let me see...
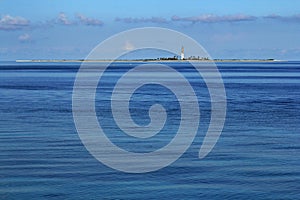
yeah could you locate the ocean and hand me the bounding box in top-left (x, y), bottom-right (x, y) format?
top-left (0, 61), bottom-right (299, 199)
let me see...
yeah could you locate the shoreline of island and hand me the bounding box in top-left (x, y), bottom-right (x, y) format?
top-left (15, 58), bottom-right (285, 63)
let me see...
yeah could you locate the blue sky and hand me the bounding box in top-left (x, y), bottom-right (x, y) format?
top-left (1, 0), bottom-right (300, 60)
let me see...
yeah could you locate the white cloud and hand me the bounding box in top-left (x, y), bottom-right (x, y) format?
top-left (18, 33), bottom-right (31, 42)
top-left (76, 13), bottom-right (103, 26)
top-left (57, 12), bottom-right (73, 25)
top-left (0, 15), bottom-right (30, 30)
top-left (171, 14), bottom-right (257, 23)
top-left (264, 14), bottom-right (300, 22)
top-left (115, 17), bottom-right (168, 23)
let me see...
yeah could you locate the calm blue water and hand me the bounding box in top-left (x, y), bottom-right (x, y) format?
top-left (0, 61), bottom-right (299, 199)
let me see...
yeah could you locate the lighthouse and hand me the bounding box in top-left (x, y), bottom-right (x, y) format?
top-left (180, 46), bottom-right (184, 60)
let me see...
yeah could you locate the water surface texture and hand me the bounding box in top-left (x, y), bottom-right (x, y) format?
top-left (0, 61), bottom-right (299, 199)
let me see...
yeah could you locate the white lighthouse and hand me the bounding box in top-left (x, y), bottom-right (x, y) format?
top-left (180, 46), bottom-right (184, 60)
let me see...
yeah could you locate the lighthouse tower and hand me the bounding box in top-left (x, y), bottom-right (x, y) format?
top-left (180, 46), bottom-right (184, 60)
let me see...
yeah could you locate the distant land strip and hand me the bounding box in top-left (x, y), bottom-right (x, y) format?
top-left (16, 58), bottom-right (280, 63)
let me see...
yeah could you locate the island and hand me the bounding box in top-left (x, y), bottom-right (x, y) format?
top-left (16, 58), bottom-right (278, 63)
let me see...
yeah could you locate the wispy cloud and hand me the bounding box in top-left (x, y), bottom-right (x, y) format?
top-left (115, 17), bottom-right (168, 23)
top-left (18, 33), bottom-right (31, 42)
top-left (75, 13), bottom-right (103, 26)
top-left (171, 14), bottom-right (257, 23)
top-left (264, 14), bottom-right (300, 22)
top-left (0, 15), bottom-right (30, 30)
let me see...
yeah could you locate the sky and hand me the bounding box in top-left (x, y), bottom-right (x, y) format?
top-left (1, 0), bottom-right (300, 60)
